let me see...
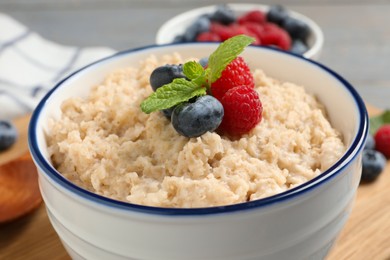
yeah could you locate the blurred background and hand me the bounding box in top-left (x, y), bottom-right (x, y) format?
top-left (1, 0), bottom-right (389, 108)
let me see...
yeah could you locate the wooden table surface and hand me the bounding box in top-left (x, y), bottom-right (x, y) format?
top-left (0, 0), bottom-right (389, 259)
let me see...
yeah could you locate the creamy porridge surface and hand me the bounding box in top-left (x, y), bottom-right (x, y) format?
top-left (47, 53), bottom-right (345, 208)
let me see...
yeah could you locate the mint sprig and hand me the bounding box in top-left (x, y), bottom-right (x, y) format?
top-left (140, 78), bottom-right (206, 114)
top-left (183, 61), bottom-right (208, 87)
top-left (370, 110), bottom-right (390, 135)
top-left (140, 35), bottom-right (255, 114)
top-left (183, 61), bottom-right (204, 80)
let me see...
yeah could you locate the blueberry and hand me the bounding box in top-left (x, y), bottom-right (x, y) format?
top-left (266, 5), bottom-right (289, 26)
top-left (195, 15), bottom-right (211, 32)
top-left (0, 120), bottom-right (18, 151)
top-left (150, 64), bottom-right (186, 91)
top-left (361, 149), bottom-right (386, 183)
top-left (183, 15), bottom-right (211, 42)
top-left (209, 4), bottom-right (236, 25)
top-left (150, 64), bottom-right (187, 120)
top-left (199, 57), bottom-right (209, 68)
top-left (364, 134), bottom-right (375, 150)
top-left (173, 34), bottom-right (185, 43)
top-left (282, 17), bottom-right (310, 42)
top-left (290, 39), bottom-right (308, 55)
top-left (161, 107), bottom-right (175, 119)
top-left (171, 95), bottom-right (224, 138)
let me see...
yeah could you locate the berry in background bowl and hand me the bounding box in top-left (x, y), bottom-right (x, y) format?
top-left (29, 41), bottom-right (367, 259)
top-left (156, 3), bottom-right (324, 60)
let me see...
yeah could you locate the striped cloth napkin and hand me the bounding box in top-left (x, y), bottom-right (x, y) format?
top-left (0, 13), bottom-right (115, 120)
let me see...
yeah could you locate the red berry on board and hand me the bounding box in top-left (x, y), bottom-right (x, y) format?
top-left (374, 124), bottom-right (390, 158)
top-left (211, 56), bottom-right (255, 101)
top-left (238, 10), bottom-right (266, 24)
top-left (219, 85), bottom-right (263, 135)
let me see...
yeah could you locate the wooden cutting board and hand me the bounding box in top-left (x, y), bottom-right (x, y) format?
top-left (0, 105), bottom-right (389, 260)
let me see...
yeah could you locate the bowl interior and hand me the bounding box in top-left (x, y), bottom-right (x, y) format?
top-left (30, 43), bottom-right (366, 212)
top-left (155, 4), bottom-right (324, 59)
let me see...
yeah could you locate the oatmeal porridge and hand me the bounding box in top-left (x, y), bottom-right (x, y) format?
top-left (47, 53), bottom-right (345, 208)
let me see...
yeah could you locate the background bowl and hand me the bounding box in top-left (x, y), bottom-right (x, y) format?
top-left (156, 3), bottom-right (324, 60)
top-left (29, 43), bottom-right (367, 260)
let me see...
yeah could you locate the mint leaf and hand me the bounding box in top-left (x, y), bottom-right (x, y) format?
top-left (208, 35), bottom-right (255, 83)
top-left (370, 110), bottom-right (390, 135)
top-left (183, 61), bottom-right (204, 80)
top-left (140, 78), bottom-right (207, 113)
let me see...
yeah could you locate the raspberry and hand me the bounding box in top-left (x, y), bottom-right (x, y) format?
top-left (374, 124), bottom-right (390, 158)
top-left (238, 10), bottom-right (266, 24)
top-left (260, 23), bottom-right (291, 50)
top-left (211, 56), bottom-right (255, 101)
top-left (196, 31), bottom-right (221, 42)
top-left (218, 85), bottom-right (262, 135)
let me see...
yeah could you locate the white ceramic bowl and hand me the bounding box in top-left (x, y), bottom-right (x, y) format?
top-left (29, 43), bottom-right (367, 260)
top-left (156, 3), bottom-right (324, 60)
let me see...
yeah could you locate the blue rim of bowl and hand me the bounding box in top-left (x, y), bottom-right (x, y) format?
top-left (28, 43), bottom-right (368, 216)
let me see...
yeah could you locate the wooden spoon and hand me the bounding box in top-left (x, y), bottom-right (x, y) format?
top-left (0, 115), bottom-right (42, 223)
